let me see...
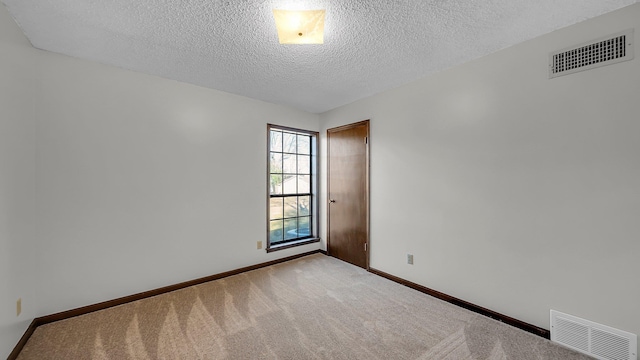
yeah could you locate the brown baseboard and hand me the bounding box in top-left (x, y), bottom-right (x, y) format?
top-left (7, 319), bottom-right (39, 360)
top-left (368, 267), bottom-right (550, 339)
top-left (8, 249), bottom-right (322, 359)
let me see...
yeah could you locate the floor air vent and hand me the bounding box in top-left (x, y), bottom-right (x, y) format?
top-left (549, 29), bottom-right (634, 78)
top-left (551, 310), bottom-right (637, 360)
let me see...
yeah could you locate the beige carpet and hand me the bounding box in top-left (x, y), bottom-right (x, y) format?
top-left (17, 254), bottom-right (591, 359)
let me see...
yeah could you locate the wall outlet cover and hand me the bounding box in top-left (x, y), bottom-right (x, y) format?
top-left (17, 298), bottom-right (22, 316)
top-left (257, 241), bottom-right (263, 250)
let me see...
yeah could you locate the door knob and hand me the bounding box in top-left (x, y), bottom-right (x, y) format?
top-left (329, 199), bottom-right (336, 203)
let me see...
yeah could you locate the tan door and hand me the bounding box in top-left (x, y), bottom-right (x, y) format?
top-left (327, 120), bottom-right (369, 269)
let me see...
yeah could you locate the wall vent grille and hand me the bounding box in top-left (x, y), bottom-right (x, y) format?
top-left (551, 310), bottom-right (637, 360)
top-left (549, 29), bottom-right (634, 78)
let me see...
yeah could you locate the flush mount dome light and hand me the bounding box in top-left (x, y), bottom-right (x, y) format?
top-left (272, 9), bottom-right (325, 44)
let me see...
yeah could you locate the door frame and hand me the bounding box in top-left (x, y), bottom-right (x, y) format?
top-left (326, 119), bottom-right (370, 269)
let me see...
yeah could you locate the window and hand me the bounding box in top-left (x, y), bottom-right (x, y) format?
top-left (267, 125), bottom-right (318, 251)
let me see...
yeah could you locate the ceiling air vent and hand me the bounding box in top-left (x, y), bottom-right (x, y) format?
top-left (549, 29), bottom-right (634, 78)
top-left (551, 310), bottom-right (637, 360)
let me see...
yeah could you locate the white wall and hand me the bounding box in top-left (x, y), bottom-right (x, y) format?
top-left (0, 5), bottom-right (37, 358)
top-left (320, 2), bottom-right (640, 345)
top-left (1, 2), bottom-right (320, 355)
top-left (34, 51), bottom-right (320, 316)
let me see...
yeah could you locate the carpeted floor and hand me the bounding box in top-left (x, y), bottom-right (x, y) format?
top-left (17, 254), bottom-right (591, 359)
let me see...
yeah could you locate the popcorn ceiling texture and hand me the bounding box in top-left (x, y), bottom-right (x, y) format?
top-left (2, 0), bottom-right (636, 113)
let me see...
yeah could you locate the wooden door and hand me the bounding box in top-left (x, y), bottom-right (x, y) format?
top-left (327, 120), bottom-right (369, 269)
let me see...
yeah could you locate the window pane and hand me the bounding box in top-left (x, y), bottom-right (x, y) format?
top-left (284, 196), bottom-right (297, 218)
top-left (283, 132), bottom-right (296, 153)
top-left (270, 153), bottom-right (282, 174)
top-left (270, 197), bottom-right (284, 220)
top-left (282, 153), bottom-right (296, 173)
top-left (267, 126), bottom-right (317, 249)
top-left (284, 219), bottom-right (298, 240)
top-left (270, 220), bottom-right (283, 244)
top-left (297, 135), bottom-right (310, 154)
top-left (282, 175), bottom-right (297, 194)
top-left (297, 155), bottom-right (310, 174)
top-left (297, 175), bottom-right (310, 194)
top-left (270, 175), bottom-right (283, 195)
top-left (298, 196), bottom-right (310, 216)
top-left (270, 130), bottom-right (282, 152)
top-left (298, 216), bottom-right (311, 238)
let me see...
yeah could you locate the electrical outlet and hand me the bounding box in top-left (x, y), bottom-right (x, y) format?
top-left (257, 241), bottom-right (263, 250)
top-left (16, 298), bottom-right (22, 316)
top-left (407, 254), bottom-right (414, 265)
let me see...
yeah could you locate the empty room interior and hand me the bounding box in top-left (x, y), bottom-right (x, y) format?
top-left (1, 1), bottom-right (639, 359)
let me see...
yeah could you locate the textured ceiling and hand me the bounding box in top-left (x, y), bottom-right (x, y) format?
top-left (2, 0), bottom-right (636, 113)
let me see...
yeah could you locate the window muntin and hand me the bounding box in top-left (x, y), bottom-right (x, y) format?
top-left (268, 126), bottom-right (317, 248)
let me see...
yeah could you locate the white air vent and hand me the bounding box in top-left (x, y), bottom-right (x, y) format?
top-left (549, 29), bottom-right (634, 78)
top-left (551, 310), bottom-right (637, 360)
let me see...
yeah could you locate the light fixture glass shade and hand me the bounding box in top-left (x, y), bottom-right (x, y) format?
top-left (273, 10), bottom-right (325, 44)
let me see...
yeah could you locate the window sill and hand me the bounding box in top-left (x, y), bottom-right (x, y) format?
top-left (266, 238), bottom-right (320, 253)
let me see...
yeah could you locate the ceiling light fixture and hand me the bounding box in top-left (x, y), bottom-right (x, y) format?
top-left (272, 9), bottom-right (325, 44)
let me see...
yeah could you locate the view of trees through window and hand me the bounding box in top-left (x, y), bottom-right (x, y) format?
top-left (269, 127), bottom-right (313, 246)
